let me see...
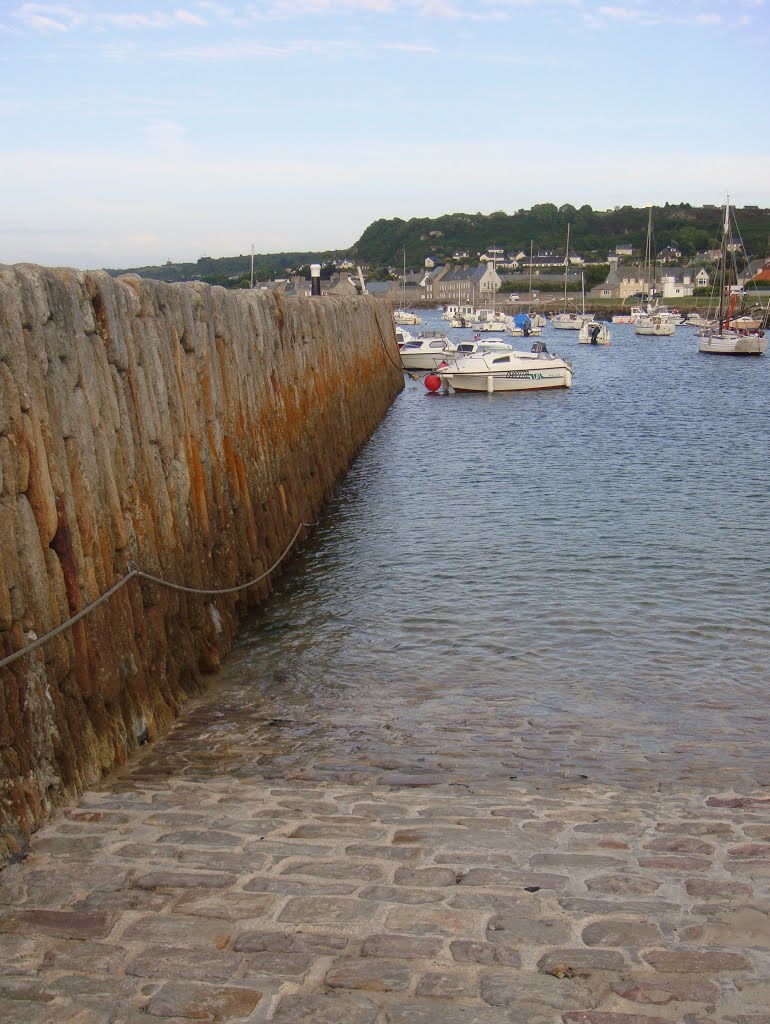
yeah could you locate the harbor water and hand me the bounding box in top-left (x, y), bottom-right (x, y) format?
top-left (211, 312), bottom-right (770, 789)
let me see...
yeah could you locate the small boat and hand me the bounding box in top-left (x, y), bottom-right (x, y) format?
top-left (578, 320), bottom-right (611, 345)
top-left (399, 332), bottom-right (458, 370)
top-left (553, 231), bottom-right (593, 329)
top-left (468, 308), bottom-right (511, 331)
top-left (394, 309), bottom-right (422, 326)
top-left (731, 314), bottom-right (762, 331)
top-left (634, 314), bottom-right (676, 337)
top-left (612, 313), bottom-right (633, 324)
top-left (552, 311), bottom-right (592, 330)
top-left (394, 249), bottom-right (421, 325)
top-left (685, 313), bottom-right (714, 329)
top-left (436, 340), bottom-right (573, 393)
top-left (506, 312), bottom-right (542, 338)
top-left (442, 304), bottom-right (475, 322)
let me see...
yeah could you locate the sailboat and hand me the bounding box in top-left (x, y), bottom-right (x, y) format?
top-left (393, 249), bottom-right (421, 326)
top-left (698, 197), bottom-right (767, 356)
top-left (552, 224), bottom-right (592, 330)
top-left (634, 207), bottom-right (676, 337)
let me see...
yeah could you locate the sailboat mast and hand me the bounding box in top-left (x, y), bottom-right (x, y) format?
top-left (529, 240), bottom-right (533, 309)
top-left (563, 223), bottom-right (570, 311)
top-left (717, 197), bottom-right (729, 334)
top-left (645, 206), bottom-right (652, 308)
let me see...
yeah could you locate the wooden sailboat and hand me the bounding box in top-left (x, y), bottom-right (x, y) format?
top-left (698, 197), bottom-right (767, 356)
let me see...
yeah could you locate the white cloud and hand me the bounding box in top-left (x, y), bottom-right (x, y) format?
top-left (160, 37), bottom-right (354, 59)
top-left (175, 8), bottom-right (208, 25)
top-left (381, 41), bottom-right (439, 51)
top-left (12, 2), bottom-right (83, 32)
top-left (107, 12), bottom-right (174, 28)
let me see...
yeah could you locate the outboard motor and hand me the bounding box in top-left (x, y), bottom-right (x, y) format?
top-left (531, 340), bottom-right (547, 354)
top-left (590, 325), bottom-right (601, 344)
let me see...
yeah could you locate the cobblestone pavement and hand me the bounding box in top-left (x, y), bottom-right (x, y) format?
top-left (1, 689), bottom-right (770, 1023)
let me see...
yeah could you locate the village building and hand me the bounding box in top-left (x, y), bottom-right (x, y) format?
top-left (591, 260), bottom-right (710, 300)
top-left (424, 263), bottom-right (501, 304)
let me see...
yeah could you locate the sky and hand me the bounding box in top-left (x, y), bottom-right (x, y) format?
top-left (1, 0), bottom-right (769, 270)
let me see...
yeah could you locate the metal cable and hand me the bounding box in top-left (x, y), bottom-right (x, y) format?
top-left (0, 521), bottom-right (313, 671)
top-left (131, 522), bottom-right (311, 595)
top-left (0, 570), bottom-right (139, 671)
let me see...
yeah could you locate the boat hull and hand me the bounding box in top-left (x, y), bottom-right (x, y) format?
top-left (400, 352), bottom-right (454, 371)
top-left (439, 353), bottom-right (573, 392)
top-left (698, 333), bottom-right (767, 355)
top-left (445, 371), bottom-right (572, 392)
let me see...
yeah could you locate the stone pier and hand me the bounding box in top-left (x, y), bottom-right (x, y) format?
top-left (1, 684), bottom-right (768, 1023)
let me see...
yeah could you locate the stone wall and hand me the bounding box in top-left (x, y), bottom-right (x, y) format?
top-left (0, 265), bottom-right (403, 858)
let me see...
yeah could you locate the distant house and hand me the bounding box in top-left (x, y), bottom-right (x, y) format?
top-left (660, 267), bottom-right (702, 298)
top-left (424, 256), bottom-right (436, 269)
top-left (740, 258), bottom-right (770, 288)
top-left (365, 281), bottom-right (398, 297)
top-left (324, 273), bottom-right (358, 297)
top-left (659, 245), bottom-right (682, 262)
top-left (614, 243), bottom-right (633, 257)
top-left (590, 263), bottom-right (654, 300)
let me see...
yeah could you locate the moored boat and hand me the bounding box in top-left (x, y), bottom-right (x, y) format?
top-left (552, 311), bottom-right (592, 330)
top-left (394, 309), bottom-right (421, 326)
top-left (400, 332), bottom-right (458, 370)
top-left (436, 340), bottom-right (573, 393)
top-left (697, 196), bottom-right (768, 357)
top-left (578, 320), bottom-right (611, 345)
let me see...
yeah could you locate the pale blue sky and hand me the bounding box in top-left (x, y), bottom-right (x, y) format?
top-left (1, 0), bottom-right (769, 269)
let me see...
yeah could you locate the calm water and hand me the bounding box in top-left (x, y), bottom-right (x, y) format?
top-left (215, 312), bottom-right (770, 788)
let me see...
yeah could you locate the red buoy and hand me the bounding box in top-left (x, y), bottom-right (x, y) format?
top-left (424, 373), bottom-right (442, 393)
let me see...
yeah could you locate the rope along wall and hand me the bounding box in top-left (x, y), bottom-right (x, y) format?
top-left (0, 522), bottom-right (313, 672)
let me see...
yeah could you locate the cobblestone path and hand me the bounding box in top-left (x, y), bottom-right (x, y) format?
top-left (1, 690), bottom-right (770, 1023)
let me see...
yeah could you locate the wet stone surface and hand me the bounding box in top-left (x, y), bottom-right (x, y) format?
top-left (1, 689), bottom-right (769, 1022)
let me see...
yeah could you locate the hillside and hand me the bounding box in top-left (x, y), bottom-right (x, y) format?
top-left (107, 203), bottom-right (770, 286)
top-left (353, 203), bottom-right (770, 268)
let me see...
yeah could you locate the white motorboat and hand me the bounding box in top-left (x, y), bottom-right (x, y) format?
top-left (612, 313), bottom-right (634, 324)
top-left (450, 336), bottom-right (513, 358)
top-left (442, 304), bottom-right (475, 322)
top-left (395, 327), bottom-right (414, 349)
top-left (399, 332), bottom-right (458, 370)
top-left (578, 320), bottom-right (611, 345)
top-left (437, 341), bottom-right (573, 393)
top-left (468, 308), bottom-right (511, 331)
